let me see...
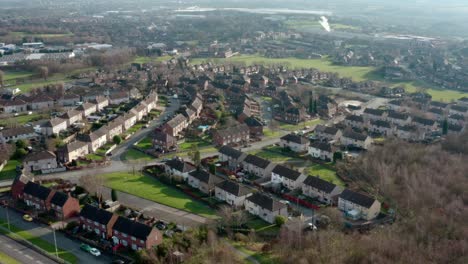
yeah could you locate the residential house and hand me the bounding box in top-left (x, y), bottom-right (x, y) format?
top-left (362, 108), bottom-right (387, 122)
top-left (457, 97), bottom-right (468, 107)
top-left (23, 181), bottom-right (55, 212)
top-left (163, 114), bottom-right (188, 137)
top-left (271, 165), bottom-right (307, 190)
top-left (61, 110), bottom-right (83, 127)
top-left (112, 216), bottom-right (162, 250)
top-left (109, 92), bottom-right (130, 105)
top-left (59, 93), bottom-right (81, 107)
top-left (1, 99), bottom-right (27, 113)
top-left (428, 108), bottom-right (445, 121)
top-left (77, 102), bottom-right (97, 118)
top-left (153, 131), bottom-right (176, 151)
top-left (79, 128), bottom-right (108, 153)
top-left (302, 176), bottom-right (342, 205)
top-left (218, 145), bottom-right (247, 170)
top-left (308, 141), bottom-right (334, 161)
top-left (315, 125), bottom-right (342, 142)
top-left (30, 95), bottom-right (54, 110)
top-left (189, 97), bottom-right (203, 117)
top-left (344, 115), bottom-right (366, 129)
top-left (123, 112), bottom-right (137, 130)
top-left (212, 124), bottom-right (250, 146)
top-left (412, 116), bottom-right (438, 132)
top-left (241, 154), bottom-right (276, 178)
top-left (448, 114), bottom-right (465, 126)
top-left (338, 189), bottom-right (381, 220)
top-left (91, 96), bottom-right (109, 112)
top-left (243, 117), bottom-right (264, 137)
top-left (429, 101), bottom-right (448, 110)
top-left (42, 118), bottom-right (68, 136)
top-left (0, 126), bottom-right (36, 144)
top-left (340, 130), bottom-right (373, 149)
top-left (187, 170), bottom-right (224, 194)
top-left (244, 193), bottom-right (288, 224)
top-left (369, 120), bottom-right (394, 136)
top-left (215, 180), bottom-right (253, 207)
top-left (10, 174), bottom-right (31, 200)
top-left (57, 140), bottom-right (89, 162)
top-left (386, 111), bottom-right (411, 126)
top-left (449, 105), bottom-right (468, 117)
top-left (23, 151), bottom-right (57, 172)
top-left (164, 158), bottom-right (196, 180)
top-left (50, 192), bottom-right (80, 220)
top-left (79, 204), bottom-right (118, 239)
top-left (182, 108), bottom-right (197, 124)
top-left (106, 119), bottom-right (124, 141)
top-left (279, 133), bottom-right (309, 152)
top-left (395, 125), bottom-right (425, 141)
top-left (282, 107), bottom-right (306, 124)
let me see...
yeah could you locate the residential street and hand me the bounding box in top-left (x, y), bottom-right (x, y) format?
top-left (0, 207), bottom-right (113, 264)
top-left (0, 234), bottom-right (56, 264)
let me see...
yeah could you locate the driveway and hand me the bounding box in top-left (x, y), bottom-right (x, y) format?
top-left (0, 207), bottom-right (113, 264)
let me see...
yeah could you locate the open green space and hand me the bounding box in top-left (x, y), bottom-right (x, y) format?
top-left (393, 81), bottom-right (468, 101)
top-left (0, 220), bottom-right (78, 264)
top-left (103, 172), bottom-right (217, 218)
top-left (132, 55), bottom-right (172, 64)
top-left (0, 252), bottom-right (21, 264)
top-left (305, 163), bottom-right (344, 187)
top-left (0, 160), bottom-right (20, 181)
top-left (3, 70), bottom-right (34, 81)
top-left (263, 128), bottom-right (282, 138)
top-left (248, 146), bottom-right (301, 163)
top-left (179, 139), bottom-right (211, 151)
top-left (135, 137), bottom-right (153, 150)
top-left (285, 19), bottom-right (359, 31)
top-left (122, 149), bottom-right (153, 161)
top-left (0, 113), bottom-right (48, 127)
top-left (9, 31), bottom-right (73, 38)
top-left (126, 123), bottom-right (145, 135)
top-left (190, 55), bottom-right (375, 81)
top-left (279, 119), bottom-right (323, 131)
top-left (84, 153), bottom-right (104, 161)
top-left (231, 241), bottom-right (279, 264)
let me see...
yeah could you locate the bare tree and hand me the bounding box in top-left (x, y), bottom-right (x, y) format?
top-left (0, 70), bottom-right (4, 87)
top-left (38, 66), bottom-right (49, 80)
top-left (79, 173), bottom-right (106, 202)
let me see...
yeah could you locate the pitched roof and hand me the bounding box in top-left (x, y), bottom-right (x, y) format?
top-left (188, 170), bottom-right (223, 185)
top-left (165, 158), bottom-right (195, 173)
top-left (246, 192), bottom-right (286, 211)
top-left (215, 180), bottom-right (252, 197)
top-left (412, 116), bottom-right (435, 126)
top-left (387, 110), bottom-right (409, 120)
top-left (280, 133), bottom-right (309, 145)
top-left (244, 117), bottom-right (263, 127)
top-left (50, 191), bottom-right (69, 206)
top-left (153, 131), bottom-right (175, 143)
top-left (243, 154), bottom-right (271, 169)
top-left (23, 151), bottom-right (56, 162)
top-left (23, 181), bottom-right (51, 200)
top-left (363, 108), bottom-right (385, 116)
top-left (451, 105), bottom-right (468, 112)
top-left (60, 140), bottom-right (88, 153)
top-left (79, 204), bottom-right (114, 225)
top-left (339, 189), bottom-right (376, 208)
top-left (371, 120), bottom-right (392, 128)
top-left (0, 126), bottom-right (35, 137)
top-left (113, 216), bottom-right (154, 240)
top-left (309, 141), bottom-right (332, 152)
top-left (272, 165), bottom-right (302, 181)
top-left (219, 146), bottom-right (244, 159)
top-left (303, 176), bottom-right (338, 194)
top-left (167, 114), bottom-right (187, 128)
top-left (345, 115), bottom-right (364, 123)
top-left (342, 130), bottom-right (368, 141)
top-left (47, 117), bottom-right (67, 127)
top-left (214, 124), bottom-right (249, 138)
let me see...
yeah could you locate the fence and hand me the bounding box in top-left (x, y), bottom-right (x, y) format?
top-left (282, 193), bottom-right (320, 210)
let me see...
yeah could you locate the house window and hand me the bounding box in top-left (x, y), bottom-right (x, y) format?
top-left (131, 236), bottom-right (136, 241)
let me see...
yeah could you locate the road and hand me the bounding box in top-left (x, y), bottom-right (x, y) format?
top-left (0, 233), bottom-right (56, 264)
top-left (0, 207), bottom-right (113, 264)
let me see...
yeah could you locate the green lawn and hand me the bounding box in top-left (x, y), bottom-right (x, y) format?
top-left (0, 252), bottom-right (21, 264)
top-left (3, 70), bottom-right (34, 81)
top-left (85, 153), bottom-right (104, 161)
top-left (103, 172), bottom-right (217, 218)
top-left (0, 160), bottom-right (20, 180)
top-left (126, 123), bottom-right (145, 135)
top-left (279, 119), bottom-right (323, 131)
top-left (248, 146), bottom-right (300, 163)
top-left (136, 137), bottom-right (153, 150)
top-left (132, 55), bottom-right (172, 64)
top-left (263, 128), bottom-right (282, 138)
top-left (190, 55), bottom-right (375, 81)
top-left (285, 19), bottom-right (359, 31)
top-left (394, 81), bottom-right (468, 101)
top-left (0, 220), bottom-right (77, 264)
top-left (0, 113), bottom-right (48, 127)
top-left (305, 164), bottom-right (344, 187)
top-left (122, 149), bottom-right (153, 161)
top-left (179, 140), bottom-right (211, 151)
top-left (231, 242), bottom-right (279, 264)
top-left (10, 31), bottom-right (73, 38)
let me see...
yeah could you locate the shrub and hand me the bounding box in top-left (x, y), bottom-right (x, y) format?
top-left (275, 215), bottom-right (287, 227)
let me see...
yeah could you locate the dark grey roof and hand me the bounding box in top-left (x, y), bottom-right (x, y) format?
top-left (280, 133), bottom-right (309, 145)
top-left (451, 105), bottom-right (468, 112)
top-left (429, 101), bottom-right (448, 108)
top-left (215, 180), bottom-right (253, 197)
top-left (165, 158), bottom-right (195, 173)
top-left (413, 116), bottom-right (436, 126)
top-left (387, 110), bottom-right (409, 120)
top-left (23, 181), bottom-right (51, 200)
top-left (303, 176), bottom-right (338, 194)
top-left (0, 126), bottom-right (35, 137)
top-left (243, 154), bottom-right (271, 169)
top-left (309, 141), bottom-right (332, 152)
top-left (246, 192), bottom-right (286, 211)
top-left (188, 170), bottom-right (223, 185)
top-left (343, 130), bottom-right (368, 141)
top-left (219, 146), bottom-right (244, 159)
top-left (345, 115), bottom-right (364, 123)
top-left (428, 108), bottom-right (444, 115)
top-left (23, 151), bottom-right (56, 162)
top-left (154, 131), bottom-right (175, 143)
top-left (371, 120), bottom-right (392, 128)
top-left (448, 124), bottom-right (463, 132)
top-left (323, 126), bottom-right (340, 135)
top-left (397, 125), bottom-right (418, 132)
top-left (79, 204), bottom-right (114, 225)
top-left (113, 216), bottom-right (154, 240)
top-left (244, 117), bottom-right (263, 127)
top-left (449, 114), bottom-right (465, 121)
top-left (50, 192), bottom-right (69, 206)
top-left (272, 165), bottom-right (302, 181)
top-left (339, 189), bottom-right (376, 208)
top-left (364, 108), bottom-right (385, 116)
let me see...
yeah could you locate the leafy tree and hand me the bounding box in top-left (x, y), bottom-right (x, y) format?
top-left (188, 144), bottom-right (201, 168)
top-left (209, 163), bottom-right (216, 174)
top-left (12, 148), bottom-right (27, 159)
top-left (111, 188), bottom-right (118, 201)
top-left (15, 139), bottom-right (27, 149)
top-left (275, 215), bottom-right (286, 227)
top-left (442, 119), bottom-right (448, 135)
top-left (333, 151), bottom-right (343, 162)
top-left (113, 135), bottom-right (122, 145)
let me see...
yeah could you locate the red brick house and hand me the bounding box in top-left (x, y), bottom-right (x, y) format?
top-left (243, 117), bottom-right (264, 137)
top-left (79, 205), bottom-right (118, 239)
top-left (50, 192), bottom-right (80, 220)
top-left (10, 174), bottom-right (31, 200)
top-left (111, 216), bottom-right (162, 250)
top-left (23, 181), bottom-right (55, 212)
top-left (212, 124), bottom-right (250, 146)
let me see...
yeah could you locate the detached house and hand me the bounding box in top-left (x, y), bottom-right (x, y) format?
top-left (338, 189), bottom-right (381, 221)
top-left (302, 176), bottom-right (342, 205)
top-left (164, 158), bottom-right (195, 180)
top-left (218, 146), bottom-right (247, 170)
top-left (215, 180), bottom-right (253, 207)
top-left (23, 151), bottom-right (58, 172)
top-left (241, 154), bottom-right (276, 178)
top-left (244, 193), bottom-right (288, 224)
top-left (212, 124), bottom-right (250, 146)
top-left (187, 170), bottom-right (224, 194)
top-left (23, 181), bottom-right (55, 212)
top-left (308, 141), bottom-right (334, 161)
top-left (112, 216), bottom-right (162, 250)
top-left (271, 165), bottom-right (306, 190)
top-left (153, 131), bottom-right (176, 151)
top-left (340, 130), bottom-right (373, 150)
top-left (163, 114), bottom-right (188, 137)
top-left (79, 204), bottom-right (118, 239)
top-left (50, 191), bottom-right (80, 220)
top-left (279, 133), bottom-right (309, 152)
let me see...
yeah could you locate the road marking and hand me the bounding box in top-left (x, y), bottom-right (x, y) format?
top-left (6, 244), bottom-right (12, 248)
top-left (25, 254), bottom-right (34, 260)
top-left (36, 261), bottom-right (44, 264)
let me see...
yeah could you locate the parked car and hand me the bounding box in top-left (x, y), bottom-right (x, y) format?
top-left (90, 248), bottom-right (101, 257)
top-left (80, 243), bottom-right (92, 252)
top-left (22, 214), bottom-right (33, 222)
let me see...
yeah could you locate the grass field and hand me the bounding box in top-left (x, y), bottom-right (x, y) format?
top-left (305, 163), bottom-right (344, 187)
top-left (231, 241), bottom-right (279, 264)
top-left (122, 149), bottom-right (153, 161)
top-left (279, 119), bottom-right (323, 131)
top-left (85, 153), bottom-right (104, 161)
top-left (103, 172), bottom-right (217, 218)
top-left (285, 19), bottom-right (359, 31)
top-left (132, 55), bottom-right (172, 64)
top-left (3, 70), bottom-right (34, 81)
top-left (190, 55), bottom-right (375, 81)
top-left (263, 128), bottom-right (282, 138)
top-left (0, 160), bottom-right (20, 181)
top-left (0, 113), bottom-right (48, 126)
top-left (248, 146), bottom-right (301, 163)
top-left (9, 32), bottom-right (73, 38)
top-left (179, 139), bottom-right (211, 151)
top-left (0, 220), bottom-right (77, 264)
top-left (0, 251), bottom-right (20, 264)
top-left (393, 81), bottom-right (468, 101)
top-left (135, 137), bottom-right (153, 150)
